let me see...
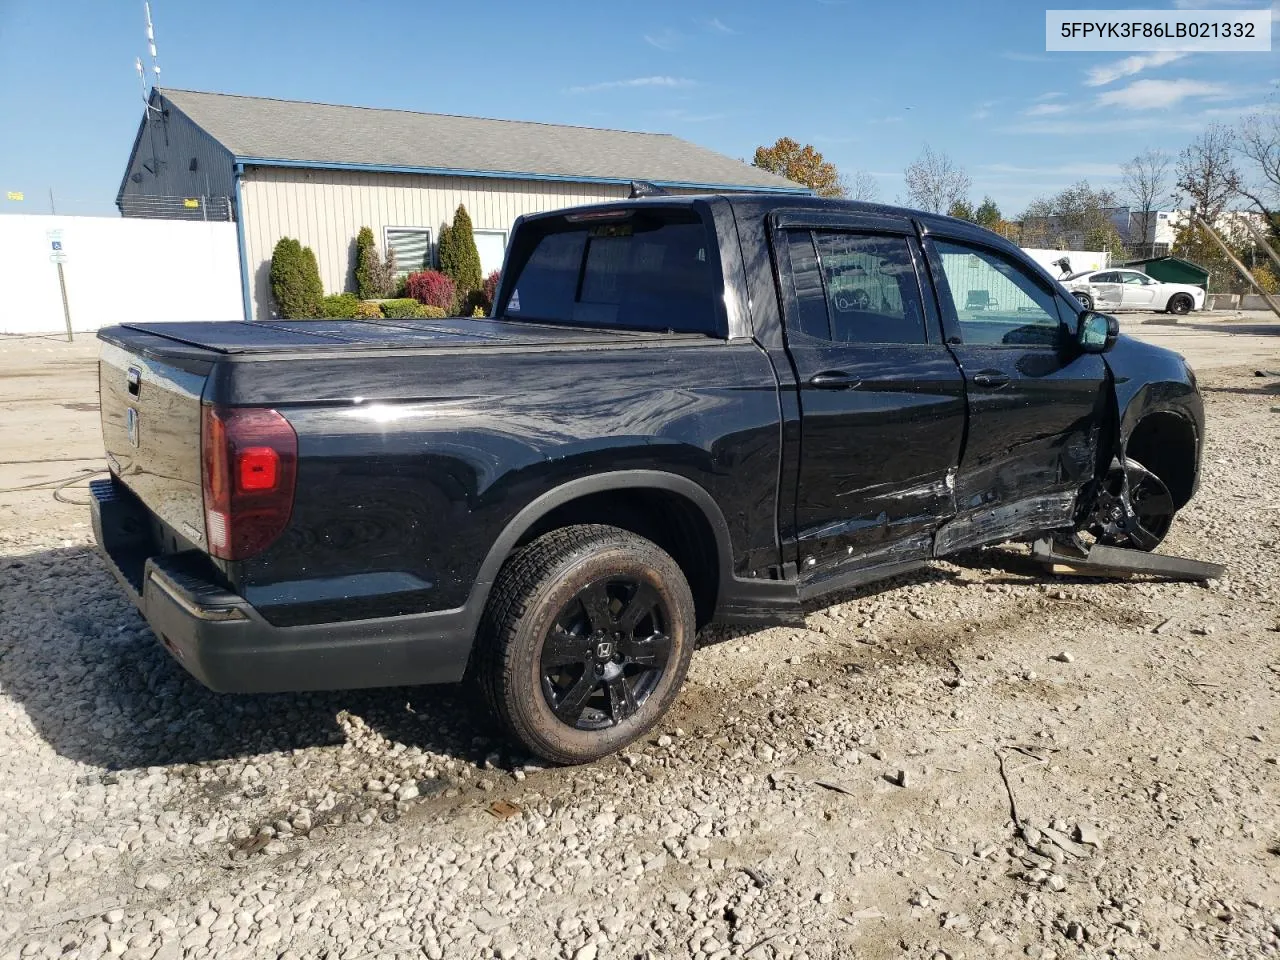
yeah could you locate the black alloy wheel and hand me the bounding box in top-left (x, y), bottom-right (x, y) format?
top-left (1168, 294), bottom-right (1193, 316)
top-left (540, 577), bottom-right (672, 730)
top-left (478, 524), bottom-right (696, 765)
top-left (1089, 459), bottom-right (1176, 551)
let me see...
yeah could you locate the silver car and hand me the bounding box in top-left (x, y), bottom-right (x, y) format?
top-left (1062, 268), bottom-right (1204, 315)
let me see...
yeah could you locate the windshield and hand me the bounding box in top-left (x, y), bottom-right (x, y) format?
top-left (498, 210), bottom-right (722, 336)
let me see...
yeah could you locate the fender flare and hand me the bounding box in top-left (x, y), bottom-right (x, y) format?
top-left (461, 470), bottom-right (736, 625)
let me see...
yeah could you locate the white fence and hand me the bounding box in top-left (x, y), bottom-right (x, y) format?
top-left (0, 215), bottom-right (243, 336)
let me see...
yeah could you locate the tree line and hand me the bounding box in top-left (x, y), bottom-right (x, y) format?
top-left (751, 98), bottom-right (1280, 293)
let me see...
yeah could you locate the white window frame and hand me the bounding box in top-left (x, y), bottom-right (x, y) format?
top-left (383, 225), bottom-right (434, 276)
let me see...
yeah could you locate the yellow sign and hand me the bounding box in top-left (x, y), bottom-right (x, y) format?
top-left (6, 191), bottom-right (23, 201)
top-left (183, 198), bottom-right (200, 208)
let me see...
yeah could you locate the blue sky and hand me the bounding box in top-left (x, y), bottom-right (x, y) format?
top-left (0, 0), bottom-right (1276, 217)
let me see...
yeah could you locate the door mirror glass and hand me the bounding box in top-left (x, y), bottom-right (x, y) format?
top-left (1077, 310), bottom-right (1118, 353)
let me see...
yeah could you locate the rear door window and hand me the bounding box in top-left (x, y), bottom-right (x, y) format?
top-left (782, 229), bottom-right (928, 345)
top-left (501, 211), bottom-right (721, 335)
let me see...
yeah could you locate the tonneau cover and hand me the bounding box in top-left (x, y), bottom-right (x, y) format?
top-left (114, 318), bottom-right (687, 355)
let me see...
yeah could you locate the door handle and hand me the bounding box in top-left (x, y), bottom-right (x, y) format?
top-left (971, 371), bottom-right (1010, 388)
top-left (808, 371), bottom-right (862, 390)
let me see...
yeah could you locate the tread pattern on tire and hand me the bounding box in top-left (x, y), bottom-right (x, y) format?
top-left (476, 523), bottom-right (694, 765)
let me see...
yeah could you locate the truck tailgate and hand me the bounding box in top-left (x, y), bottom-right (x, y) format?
top-left (99, 337), bottom-right (211, 549)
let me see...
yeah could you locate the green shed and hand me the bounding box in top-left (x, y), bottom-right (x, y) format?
top-left (1120, 255), bottom-right (1210, 289)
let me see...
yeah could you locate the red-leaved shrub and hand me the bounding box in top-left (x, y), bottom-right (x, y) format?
top-left (406, 270), bottom-right (456, 310)
top-left (481, 270), bottom-right (501, 312)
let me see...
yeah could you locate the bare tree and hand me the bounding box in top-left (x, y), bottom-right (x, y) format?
top-left (1120, 149), bottom-right (1171, 245)
top-left (904, 145), bottom-right (972, 214)
top-left (844, 170), bottom-right (880, 203)
top-left (1175, 124), bottom-right (1241, 221)
top-left (1236, 98), bottom-right (1280, 229)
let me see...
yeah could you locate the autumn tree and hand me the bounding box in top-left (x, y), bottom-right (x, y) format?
top-left (904, 145), bottom-right (972, 214)
top-left (1176, 124), bottom-right (1241, 221)
top-left (752, 137), bottom-right (846, 198)
top-left (1120, 149), bottom-right (1172, 247)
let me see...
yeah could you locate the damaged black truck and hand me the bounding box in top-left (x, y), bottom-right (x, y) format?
top-left (92, 195), bottom-right (1203, 763)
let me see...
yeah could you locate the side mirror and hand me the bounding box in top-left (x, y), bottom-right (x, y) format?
top-left (1077, 310), bottom-right (1118, 354)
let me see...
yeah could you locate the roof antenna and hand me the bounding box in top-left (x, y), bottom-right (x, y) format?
top-left (144, 2), bottom-right (162, 91)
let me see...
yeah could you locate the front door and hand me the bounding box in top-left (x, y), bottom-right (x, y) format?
top-left (775, 216), bottom-right (967, 578)
top-left (923, 233), bottom-right (1109, 553)
top-left (1119, 270), bottom-right (1159, 309)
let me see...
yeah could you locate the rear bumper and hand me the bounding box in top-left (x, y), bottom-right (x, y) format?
top-left (90, 477), bottom-right (475, 693)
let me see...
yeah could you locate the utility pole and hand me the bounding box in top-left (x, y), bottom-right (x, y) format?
top-left (48, 187), bottom-right (56, 215)
top-left (1191, 207), bottom-right (1280, 319)
top-left (1239, 214), bottom-right (1280, 274)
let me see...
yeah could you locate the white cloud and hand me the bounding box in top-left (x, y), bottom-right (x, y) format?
top-left (1034, 92), bottom-right (1065, 102)
top-left (706, 17), bottom-right (735, 34)
top-left (1096, 78), bottom-right (1232, 110)
top-left (1084, 51), bottom-right (1186, 87)
top-left (644, 29), bottom-right (682, 51)
top-left (567, 76), bottom-right (695, 94)
top-left (1024, 103), bottom-right (1069, 117)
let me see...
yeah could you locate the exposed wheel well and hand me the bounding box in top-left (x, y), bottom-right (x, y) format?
top-left (1125, 412), bottom-right (1198, 509)
top-left (514, 489), bottom-right (721, 627)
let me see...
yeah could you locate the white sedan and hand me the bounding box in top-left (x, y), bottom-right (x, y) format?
top-left (1061, 268), bottom-right (1205, 315)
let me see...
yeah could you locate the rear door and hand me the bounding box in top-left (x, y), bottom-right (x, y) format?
top-left (772, 210), bottom-right (966, 577)
top-left (1089, 271), bottom-right (1124, 310)
top-left (921, 231), bottom-right (1108, 553)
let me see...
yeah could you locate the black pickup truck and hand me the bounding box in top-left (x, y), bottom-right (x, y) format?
top-left (93, 194), bottom-right (1203, 763)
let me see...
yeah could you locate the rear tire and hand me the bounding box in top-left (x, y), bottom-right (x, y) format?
top-left (1073, 292), bottom-right (1094, 311)
top-left (1167, 294), bottom-right (1193, 315)
top-left (477, 524), bottom-right (696, 765)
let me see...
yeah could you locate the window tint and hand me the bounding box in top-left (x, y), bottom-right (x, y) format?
top-left (502, 212), bottom-right (719, 335)
top-left (785, 230), bottom-right (830, 339)
top-left (934, 240), bottom-right (1063, 348)
top-left (1093, 271), bottom-right (1121, 283)
top-left (783, 229), bottom-right (927, 345)
top-left (1119, 272), bottom-right (1150, 285)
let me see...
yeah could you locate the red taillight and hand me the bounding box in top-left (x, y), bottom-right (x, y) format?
top-left (201, 405), bottom-right (297, 560)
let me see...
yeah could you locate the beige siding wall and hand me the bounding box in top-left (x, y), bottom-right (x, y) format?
top-left (119, 97), bottom-right (235, 204)
top-left (241, 167), bottom-right (715, 319)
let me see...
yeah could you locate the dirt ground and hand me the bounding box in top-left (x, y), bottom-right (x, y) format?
top-left (0, 314), bottom-right (1278, 960)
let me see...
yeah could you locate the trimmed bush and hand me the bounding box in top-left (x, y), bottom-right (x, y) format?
top-left (420, 305), bottom-right (447, 319)
top-left (439, 205), bottom-right (483, 311)
top-left (381, 298), bottom-right (428, 319)
top-left (319, 293), bottom-right (361, 318)
top-left (480, 270), bottom-right (501, 313)
top-left (355, 300), bottom-right (383, 319)
top-left (269, 237), bottom-right (324, 319)
top-left (354, 227), bottom-right (394, 300)
top-left (471, 305), bottom-right (486, 318)
top-left (406, 270), bottom-right (456, 310)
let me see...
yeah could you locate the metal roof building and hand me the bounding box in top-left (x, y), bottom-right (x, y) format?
top-left (118, 89), bottom-right (807, 320)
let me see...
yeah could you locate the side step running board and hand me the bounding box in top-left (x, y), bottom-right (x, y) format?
top-left (1032, 538), bottom-right (1225, 582)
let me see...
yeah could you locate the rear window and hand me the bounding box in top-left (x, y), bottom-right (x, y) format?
top-left (500, 210), bottom-right (721, 335)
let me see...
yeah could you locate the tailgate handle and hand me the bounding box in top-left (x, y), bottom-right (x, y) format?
top-left (127, 366), bottom-right (141, 397)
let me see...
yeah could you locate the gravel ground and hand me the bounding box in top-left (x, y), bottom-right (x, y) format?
top-left (1, 335), bottom-right (1278, 960)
